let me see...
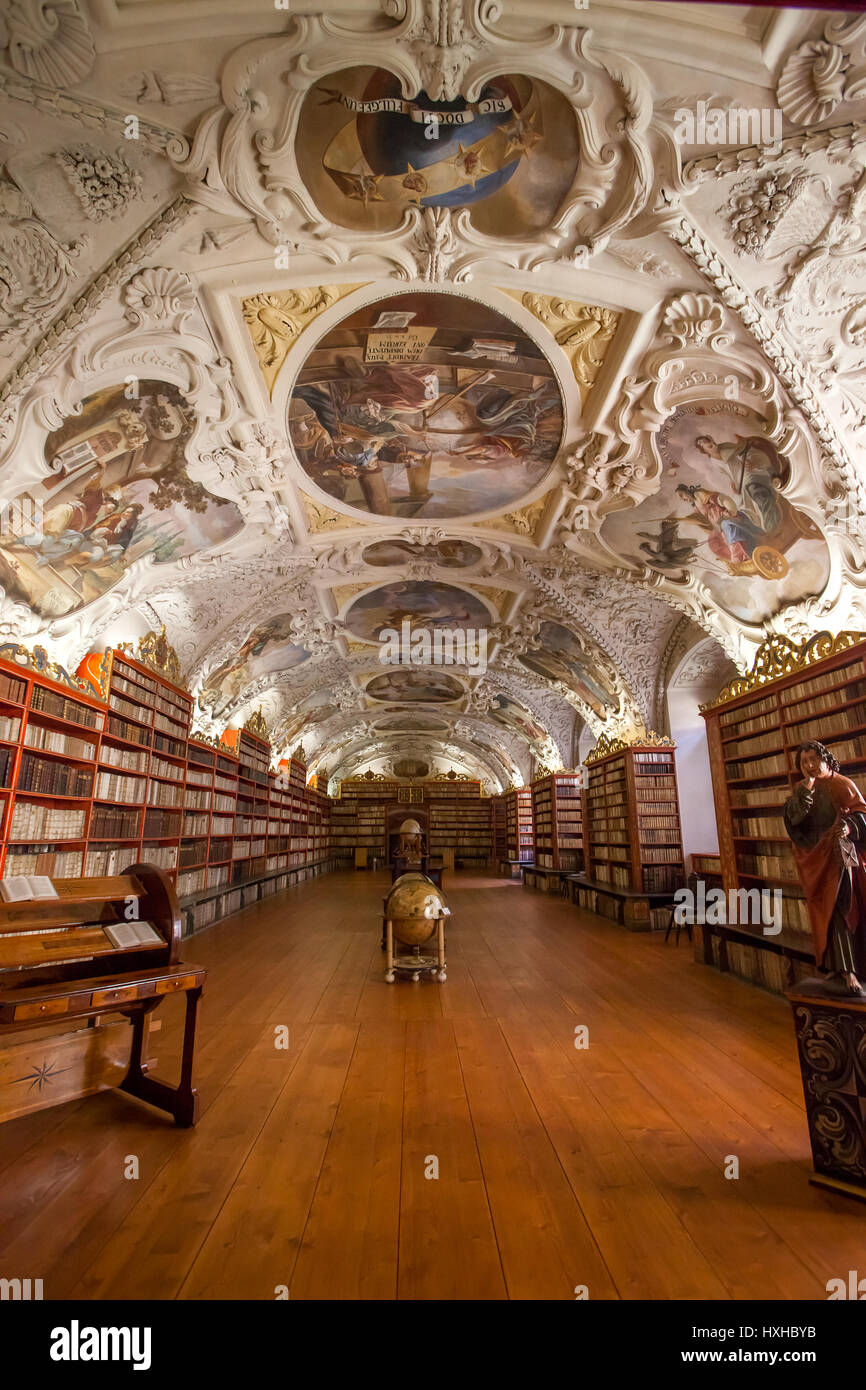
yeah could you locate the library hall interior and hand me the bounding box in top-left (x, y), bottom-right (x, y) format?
top-left (5, 0), bottom-right (866, 1315)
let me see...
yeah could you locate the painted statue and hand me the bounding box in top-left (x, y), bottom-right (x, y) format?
top-left (784, 740), bottom-right (866, 997)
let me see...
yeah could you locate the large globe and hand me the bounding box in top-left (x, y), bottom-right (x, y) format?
top-left (386, 872), bottom-right (449, 946)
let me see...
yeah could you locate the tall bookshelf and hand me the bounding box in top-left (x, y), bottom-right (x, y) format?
top-left (505, 788), bottom-right (534, 862)
top-left (530, 772), bottom-right (583, 871)
top-left (0, 657), bottom-right (106, 881)
top-left (221, 726), bottom-right (271, 887)
top-left (578, 739), bottom-right (683, 929)
top-left (426, 782), bottom-right (492, 866)
top-left (492, 792), bottom-right (508, 861)
top-left (79, 646), bottom-right (193, 879)
top-left (701, 631), bottom-right (866, 993)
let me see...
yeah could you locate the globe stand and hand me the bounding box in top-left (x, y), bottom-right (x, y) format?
top-left (384, 917), bottom-right (447, 984)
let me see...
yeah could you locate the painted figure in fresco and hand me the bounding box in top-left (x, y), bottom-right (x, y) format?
top-left (202, 615), bottom-right (308, 712)
top-left (694, 434), bottom-right (785, 533)
top-left (636, 518), bottom-right (700, 569)
top-left (366, 670), bottom-right (462, 701)
top-left (673, 483), bottom-right (765, 569)
top-left (784, 741), bottom-right (866, 997)
top-left (9, 476), bottom-right (122, 564)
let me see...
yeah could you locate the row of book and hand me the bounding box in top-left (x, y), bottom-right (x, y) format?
top-left (642, 847), bottom-right (682, 864)
top-left (0, 713), bottom-right (21, 743)
top-left (719, 691), bottom-right (777, 727)
top-left (721, 709), bottom-right (779, 739)
top-left (83, 846), bottom-right (141, 876)
top-left (728, 783), bottom-right (788, 808)
top-left (729, 751), bottom-right (787, 779)
top-left (785, 661), bottom-right (865, 706)
top-left (18, 754), bottom-right (92, 798)
top-left (150, 754), bottom-right (184, 782)
top-left (643, 864), bottom-right (680, 892)
top-left (790, 705), bottom-right (866, 744)
top-left (31, 685), bottom-right (103, 730)
top-left (148, 781), bottom-right (183, 808)
top-left (736, 851), bottom-right (798, 882)
top-left (0, 672), bottom-right (26, 704)
top-left (108, 713), bottom-right (151, 747)
top-left (153, 732), bottom-right (185, 758)
top-left (4, 848), bottom-right (82, 877)
top-left (95, 770), bottom-right (145, 804)
top-left (9, 802), bottom-right (86, 840)
top-left (733, 812), bottom-right (785, 837)
top-left (91, 806), bottom-right (140, 839)
top-left (23, 723), bottom-right (95, 760)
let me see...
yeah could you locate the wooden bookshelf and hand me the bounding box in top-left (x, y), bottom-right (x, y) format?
top-left (426, 782), bottom-right (491, 866)
top-left (505, 788), bottom-right (534, 864)
top-left (701, 630), bottom-right (866, 993)
top-left (530, 772), bottom-right (583, 871)
top-left (577, 741), bottom-right (683, 929)
top-left (0, 658), bottom-right (105, 882)
top-left (492, 792), bottom-right (508, 861)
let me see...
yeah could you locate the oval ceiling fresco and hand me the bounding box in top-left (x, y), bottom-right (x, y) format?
top-left (0, 381), bottom-right (243, 620)
top-left (373, 713), bottom-right (449, 733)
top-left (600, 401), bottom-right (831, 626)
top-left (489, 692), bottom-right (549, 745)
top-left (519, 621), bottom-right (618, 717)
top-left (365, 670), bottom-right (465, 703)
top-left (345, 580), bottom-right (491, 643)
top-left (200, 613), bottom-right (311, 715)
top-left (295, 66), bottom-right (580, 236)
top-left (362, 537), bottom-right (483, 568)
top-left (289, 291), bottom-right (564, 519)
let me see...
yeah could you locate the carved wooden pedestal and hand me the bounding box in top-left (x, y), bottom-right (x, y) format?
top-left (787, 983), bottom-right (866, 1203)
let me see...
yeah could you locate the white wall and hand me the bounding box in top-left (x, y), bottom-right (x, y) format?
top-left (666, 684), bottom-right (719, 865)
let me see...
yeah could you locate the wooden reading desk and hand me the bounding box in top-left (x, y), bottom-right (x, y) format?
top-left (0, 863), bottom-right (205, 1126)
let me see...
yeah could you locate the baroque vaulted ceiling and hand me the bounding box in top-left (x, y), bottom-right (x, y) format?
top-left (1, 0), bottom-right (865, 792)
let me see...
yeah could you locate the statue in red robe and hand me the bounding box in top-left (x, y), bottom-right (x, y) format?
top-left (784, 741), bottom-right (866, 996)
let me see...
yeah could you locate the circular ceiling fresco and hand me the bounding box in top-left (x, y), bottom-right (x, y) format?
top-left (289, 291), bottom-right (564, 520)
top-left (345, 580), bottom-right (491, 643)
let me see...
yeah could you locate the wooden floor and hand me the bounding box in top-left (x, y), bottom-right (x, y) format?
top-left (1, 869), bottom-right (863, 1301)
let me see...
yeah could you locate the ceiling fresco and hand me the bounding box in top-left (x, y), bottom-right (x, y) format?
top-left (287, 291), bottom-right (564, 519)
top-left (295, 66), bottom-right (580, 235)
top-left (1, 0), bottom-right (864, 791)
top-left (343, 580), bottom-right (491, 643)
top-left (0, 382), bottom-right (242, 620)
top-left (599, 401), bottom-right (831, 626)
